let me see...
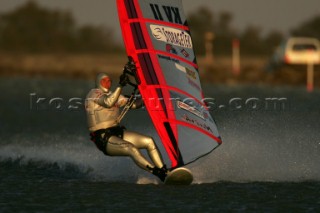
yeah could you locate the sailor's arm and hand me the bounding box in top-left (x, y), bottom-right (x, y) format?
top-left (116, 94), bottom-right (143, 109)
top-left (97, 87), bottom-right (122, 108)
top-left (97, 71), bottom-right (130, 108)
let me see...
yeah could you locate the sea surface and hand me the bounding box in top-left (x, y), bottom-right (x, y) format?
top-left (0, 77), bottom-right (319, 212)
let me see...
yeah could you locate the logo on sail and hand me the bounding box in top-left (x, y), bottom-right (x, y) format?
top-left (177, 101), bottom-right (204, 120)
top-left (150, 25), bottom-right (192, 49)
top-left (182, 114), bottom-right (213, 133)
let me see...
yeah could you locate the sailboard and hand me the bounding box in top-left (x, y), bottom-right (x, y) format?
top-left (117, 0), bottom-right (222, 170)
top-left (165, 167), bottom-right (193, 185)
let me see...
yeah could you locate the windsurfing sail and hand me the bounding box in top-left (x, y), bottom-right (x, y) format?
top-left (117, 0), bottom-right (222, 169)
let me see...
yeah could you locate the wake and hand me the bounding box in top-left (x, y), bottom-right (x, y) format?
top-left (190, 119), bottom-right (320, 183)
top-left (1, 118), bottom-right (319, 184)
top-left (0, 135), bottom-right (146, 183)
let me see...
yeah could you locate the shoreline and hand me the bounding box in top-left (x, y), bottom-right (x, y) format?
top-left (1, 53), bottom-right (319, 88)
top-left (0, 53), bottom-right (127, 80)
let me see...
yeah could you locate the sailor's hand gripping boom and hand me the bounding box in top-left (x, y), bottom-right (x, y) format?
top-left (116, 57), bottom-right (141, 123)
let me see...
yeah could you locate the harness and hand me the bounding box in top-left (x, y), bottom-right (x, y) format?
top-left (90, 126), bottom-right (126, 154)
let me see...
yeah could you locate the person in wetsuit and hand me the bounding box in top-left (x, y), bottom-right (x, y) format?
top-left (85, 62), bottom-right (167, 181)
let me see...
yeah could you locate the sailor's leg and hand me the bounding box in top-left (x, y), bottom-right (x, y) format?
top-left (106, 136), bottom-right (154, 172)
top-left (123, 131), bottom-right (165, 169)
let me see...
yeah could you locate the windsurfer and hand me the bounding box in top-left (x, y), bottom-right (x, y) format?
top-left (85, 61), bottom-right (168, 182)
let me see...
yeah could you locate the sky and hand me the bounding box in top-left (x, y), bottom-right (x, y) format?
top-left (1, 0), bottom-right (319, 40)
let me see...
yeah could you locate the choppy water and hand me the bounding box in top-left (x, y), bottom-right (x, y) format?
top-left (0, 77), bottom-right (319, 212)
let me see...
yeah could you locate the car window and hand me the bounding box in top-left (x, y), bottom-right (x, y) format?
top-left (292, 44), bottom-right (317, 51)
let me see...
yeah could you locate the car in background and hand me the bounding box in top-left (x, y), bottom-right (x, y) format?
top-left (266, 37), bottom-right (320, 71)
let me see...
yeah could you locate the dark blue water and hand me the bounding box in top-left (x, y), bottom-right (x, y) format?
top-left (0, 77), bottom-right (319, 212)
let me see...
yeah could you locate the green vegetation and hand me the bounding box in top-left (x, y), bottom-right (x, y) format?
top-left (187, 7), bottom-right (319, 56)
top-left (0, 1), bottom-right (121, 53)
top-left (291, 16), bottom-right (320, 39)
top-left (0, 1), bottom-right (319, 56)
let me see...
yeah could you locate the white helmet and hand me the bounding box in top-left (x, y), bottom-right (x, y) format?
top-left (96, 73), bottom-right (112, 93)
